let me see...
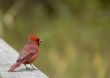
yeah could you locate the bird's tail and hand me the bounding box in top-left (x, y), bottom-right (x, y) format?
top-left (8, 61), bottom-right (25, 72)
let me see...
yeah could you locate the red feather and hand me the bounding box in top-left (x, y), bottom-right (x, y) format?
top-left (28, 34), bottom-right (38, 41)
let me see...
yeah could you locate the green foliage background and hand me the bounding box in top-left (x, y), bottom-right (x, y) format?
top-left (0, 0), bottom-right (110, 78)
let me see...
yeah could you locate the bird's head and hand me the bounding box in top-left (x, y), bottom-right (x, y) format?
top-left (28, 34), bottom-right (42, 46)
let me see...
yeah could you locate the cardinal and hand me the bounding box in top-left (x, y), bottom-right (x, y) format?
top-left (8, 34), bottom-right (42, 72)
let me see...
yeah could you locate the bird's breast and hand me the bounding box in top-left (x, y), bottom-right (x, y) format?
top-left (23, 44), bottom-right (39, 64)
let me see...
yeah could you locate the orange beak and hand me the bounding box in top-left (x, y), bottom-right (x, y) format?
top-left (40, 39), bottom-right (42, 42)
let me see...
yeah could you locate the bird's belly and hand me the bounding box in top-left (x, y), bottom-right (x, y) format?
top-left (24, 54), bottom-right (38, 64)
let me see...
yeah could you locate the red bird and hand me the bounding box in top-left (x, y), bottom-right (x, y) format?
top-left (8, 34), bottom-right (42, 72)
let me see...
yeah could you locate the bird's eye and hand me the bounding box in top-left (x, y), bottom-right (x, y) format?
top-left (37, 39), bottom-right (40, 42)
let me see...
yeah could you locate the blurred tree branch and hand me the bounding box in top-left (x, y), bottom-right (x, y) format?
top-left (2, 0), bottom-right (26, 27)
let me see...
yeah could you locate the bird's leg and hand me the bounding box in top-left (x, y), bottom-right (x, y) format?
top-left (24, 64), bottom-right (28, 69)
top-left (30, 64), bottom-right (36, 70)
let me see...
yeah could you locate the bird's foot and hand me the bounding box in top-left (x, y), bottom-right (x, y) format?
top-left (30, 64), bottom-right (36, 70)
top-left (32, 68), bottom-right (36, 70)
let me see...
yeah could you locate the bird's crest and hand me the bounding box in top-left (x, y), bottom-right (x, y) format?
top-left (28, 34), bottom-right (38, 41)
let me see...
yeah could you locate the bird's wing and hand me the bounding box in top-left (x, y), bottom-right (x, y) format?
top-left (17, 48), bottom-right (37, 62)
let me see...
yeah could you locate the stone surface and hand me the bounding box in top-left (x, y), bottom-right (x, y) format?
top-left (0, 39), bottom-right (48, 78)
